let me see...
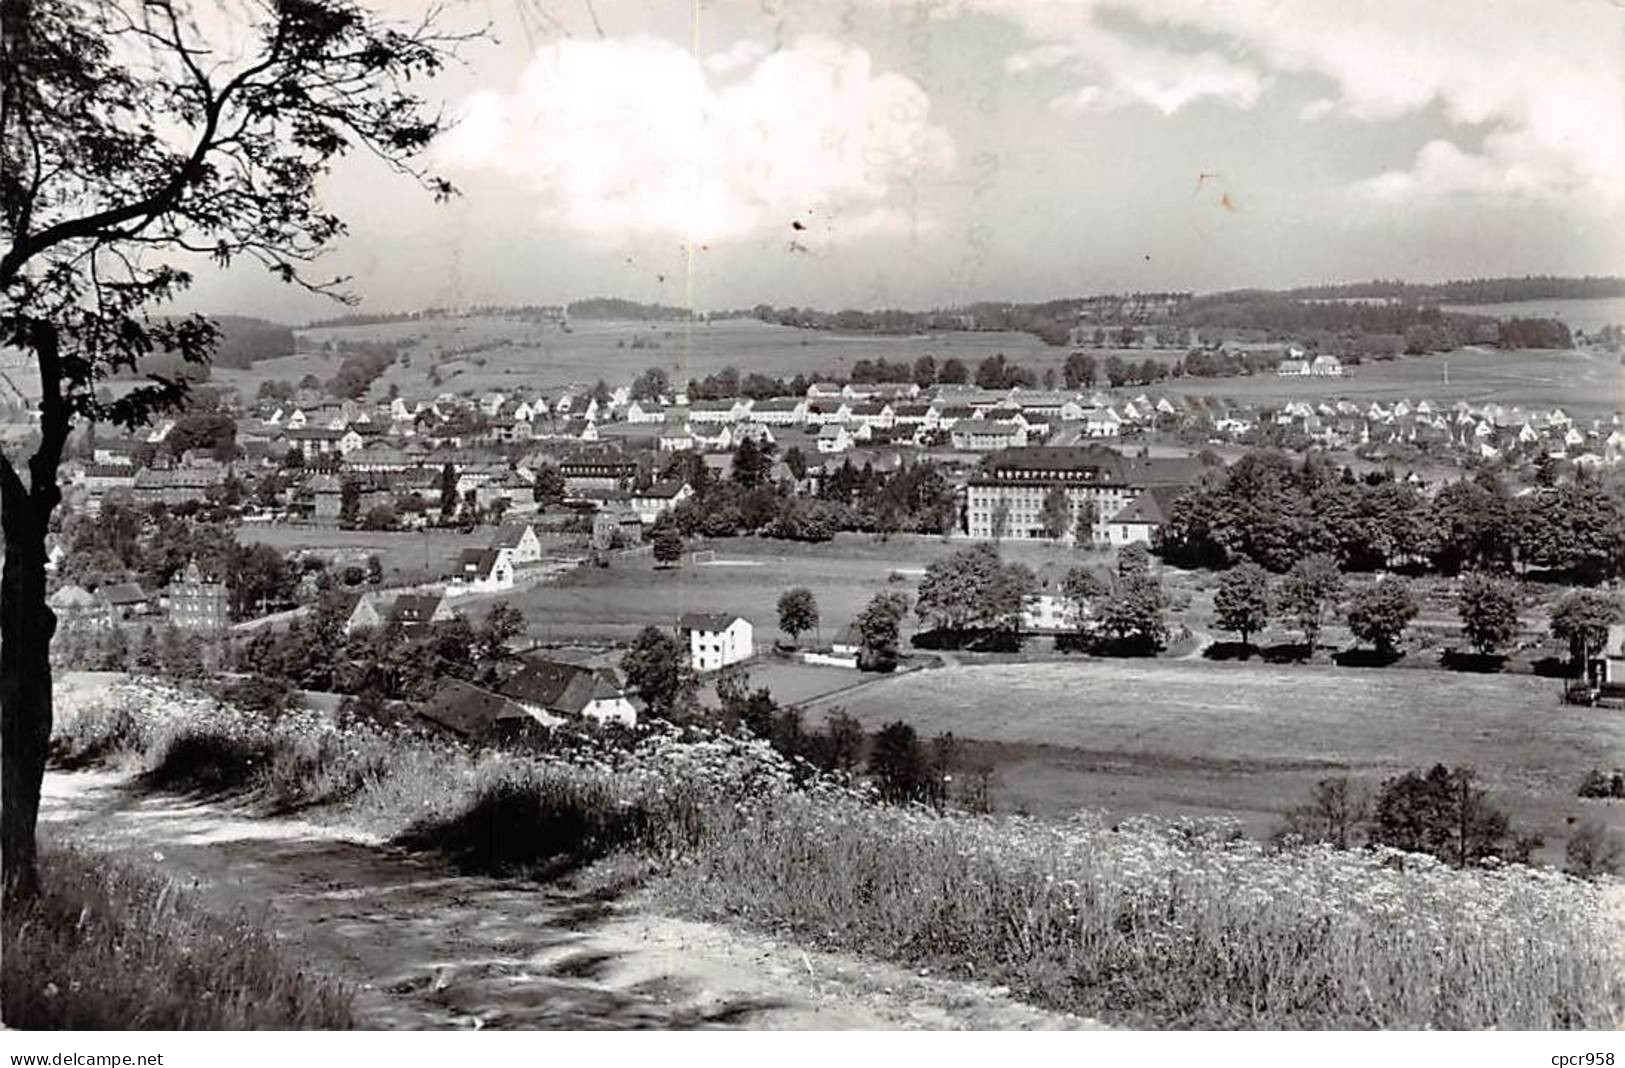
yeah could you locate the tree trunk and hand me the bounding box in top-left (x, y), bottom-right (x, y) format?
top-left (1, 320), bottom-right (67, 908)
top-left (0, 480), bottom-right (55, 907)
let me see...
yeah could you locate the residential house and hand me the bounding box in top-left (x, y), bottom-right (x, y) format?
top-left (627, 481), bottom-right (693, 524)
top-left (689, 398), bottom-right (752, 425)
top-left (679, 612), bottom-right (754, 672)
top-left (625, 400), bottom-right (666, 424)
top-left (1310, 354), bottom-right (1344, 377)
top-left (450, 546), bottom-right (515, 592)
top-left (492, 522), bottom-right (543, 564)
top-left (97, 582), bottom-right (153, 621)
top-left (328, 590), bottom-right (384, 635)
top-left (816, 423), bottom-right (853, 454)
top-left (500, 657), bottom-right (641, 727)
top-left (748, 397), bottom-right (807, 426)
top-left (1587, 624), bottom-right (1625, 691)
top-left (950, 418), bottom-right (1029, 451)
top-left (49, 584), bottom-right (108, 629)
top-left (387, 592), bottom-right (454, 630)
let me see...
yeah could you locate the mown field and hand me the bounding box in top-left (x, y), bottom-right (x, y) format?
top-left (234, 524), bottom-right (584, 585)
top-left (248, 315), bottom-right (1181, 402)
top-left (810, 658), bottom-right (1625, 865)
top-left (1164, 346), bottom-right (1625, 418)
top-left (453, 533), bottom-right (1112, 645)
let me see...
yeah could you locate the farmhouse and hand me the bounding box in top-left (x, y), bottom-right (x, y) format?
top-left (418, 678), bottom-right (560, 740)
top-left (97, 582), bottom-right (153, 620)
top-left (679, 612), bottom-right (754, 672)
top-left (965, 446), bottom-right (1199, 544)
top-left (500, 657), bottom-right (641, 727)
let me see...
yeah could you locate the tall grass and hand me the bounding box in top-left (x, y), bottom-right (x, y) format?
top-left (51, 677), bottom-right (1625, 1029)
top-left (2, 846), bottom-right (354, 1029)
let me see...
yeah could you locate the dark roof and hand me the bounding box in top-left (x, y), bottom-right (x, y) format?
top-left (500, 658), bottom-right (630, 716)
top-left (418, 679), bottom-right (538, 737)
top-left (97, 582), bottom-right (149, 606)
top-left (388, 593), bottom-right (443, 624)
top-left (635, 480), bottom-right (688, 499)
top-left (1109, 492), bottom-right (1167, 526)
top-left (493, 522), bottom-right (535, 548)
top-left (679, 611), bottom-right (744, 633)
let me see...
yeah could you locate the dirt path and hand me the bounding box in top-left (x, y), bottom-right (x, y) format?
top-left (39, 770), bottom-right (1098, 1031)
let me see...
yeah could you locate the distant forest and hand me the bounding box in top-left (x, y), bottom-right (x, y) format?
top-left (1279, 275), bottom-right (1625, 305)
top-left (108, 315), bottom-right (295, 381)
top-left (260, 275), bottom-right (1625, 354)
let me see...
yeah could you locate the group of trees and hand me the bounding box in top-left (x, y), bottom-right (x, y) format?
top-left (905, 541), bottom-right (1171, 656)
top-left (239, 598), bottom-right (526, 701)
top-left (324, 340), bottom-right (405, 400)
top-left (1277, 766), bottom-right (1543, 869)
top-left (654, 443), bottom-right (957, 544)
top-left (1209, 556), bottom-right (1622, 667)
top-left (1165, 451), bottom-right (1625, 583)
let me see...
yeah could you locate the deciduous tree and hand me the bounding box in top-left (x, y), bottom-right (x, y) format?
top-left (775, 587), bottom-right (818, 646)
top-left (1213, 562), bottom-right (1271, 653)
top-left (0, 0), bottom-right (469, 901)
top-left (1456, 572), bottom-right (1519, 655)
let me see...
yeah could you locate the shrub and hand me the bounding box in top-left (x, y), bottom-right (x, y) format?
top-left (2, 846), bottom-right (353, 1029)
top-left (1565, 821), bottom-right (1624, 879)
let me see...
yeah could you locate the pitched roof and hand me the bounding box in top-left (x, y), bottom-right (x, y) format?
top-left (418, 678), bottom-right (544, 737)
top-left (493, 522), bottom-right (535, 548)
top-left (499, 658), bottom-right (631, 716)
top-left (388, 593), bottom-right (444, 624)
top-left (97, 582), bottom-right (149, 606)
top-left (679, 611), bottom-right (745, 632)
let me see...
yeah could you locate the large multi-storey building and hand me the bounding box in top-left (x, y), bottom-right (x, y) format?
top-left (965, 445), bottom-right (1201, 546)
top-left (167, 559), bottom-right (229, 632)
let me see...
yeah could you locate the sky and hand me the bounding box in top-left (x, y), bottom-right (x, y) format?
top-left (182, 0), bottom-right (1625, 322)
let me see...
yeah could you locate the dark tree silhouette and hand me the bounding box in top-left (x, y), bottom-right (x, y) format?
top-left (0, 0), bottom-right (472, 903)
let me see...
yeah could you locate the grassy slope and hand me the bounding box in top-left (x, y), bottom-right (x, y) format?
top-left (822, 659), bottom-right (1625, 864)
top-left (2, 844), bottom-right (354, 1029)
top-left (1166, 346), bottom-right (1625, 418)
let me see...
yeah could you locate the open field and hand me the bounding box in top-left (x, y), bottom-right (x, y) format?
top-left (1157, 346), bottom-right (1625, 418)
top-left (1443, 296), bottom-right (1625, 333)
top-left (266, 315), bottom-right (1182, 402)
top-left (453, 533), bottom-right (1111, 645)
top-left (234, 524), bottom-right (583, 585)
top-left (810, 658), bottom-right (1625, 865)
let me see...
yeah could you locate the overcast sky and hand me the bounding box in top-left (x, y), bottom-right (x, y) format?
top-left (187, 0), bottom-right (1625, 321)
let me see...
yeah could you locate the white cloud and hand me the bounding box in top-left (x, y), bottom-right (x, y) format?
top-left (437, 34), bottom-right (954, 244)
top-left (974, 0), bottom-right (1621, 208)
top-left (991, 2), bottom-right (1266, 115)
top-left (992, 0), bottom-right (1624, 209)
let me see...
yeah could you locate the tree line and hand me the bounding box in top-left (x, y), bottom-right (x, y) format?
top-left (1163, 451), bottom-right (1625, 582)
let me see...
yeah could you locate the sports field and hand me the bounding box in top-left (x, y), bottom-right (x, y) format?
top-left (807, 658), bottom-right (1625, 865)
